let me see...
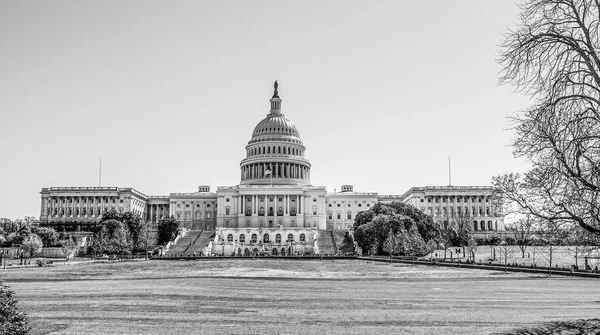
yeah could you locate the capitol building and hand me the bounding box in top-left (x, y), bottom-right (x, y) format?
top-left (39, 82), bottom-right (504, 255)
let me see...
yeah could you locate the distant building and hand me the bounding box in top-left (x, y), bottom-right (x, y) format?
top-left (379, 186), bottom-right (504, 236)
top-left (39, 82), bottom-right (504, 251)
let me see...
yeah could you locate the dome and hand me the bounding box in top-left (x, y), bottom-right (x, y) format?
top-left (251, 114), bottom-right (300, 139)
top-left (239, 81), bottom-right (312, 186)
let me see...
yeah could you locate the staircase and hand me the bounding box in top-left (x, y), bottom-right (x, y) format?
top-left (316, 230), bottom-right (337, 255)
top-left (186, 231), bottom-right (215, 255)
top-left (167, 230), bottom-right (215, 256)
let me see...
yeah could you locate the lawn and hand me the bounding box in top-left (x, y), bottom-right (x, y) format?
top-left (2, 259), bottom-right (599, 335)
top-left (431, 245), bottom-right (600, 269)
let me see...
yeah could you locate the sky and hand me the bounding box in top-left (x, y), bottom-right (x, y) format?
top-left (0, 0), bottom-right (532, 219)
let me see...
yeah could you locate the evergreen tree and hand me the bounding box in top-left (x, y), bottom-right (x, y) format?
top-left (0, 281), bottom-right (30, 335)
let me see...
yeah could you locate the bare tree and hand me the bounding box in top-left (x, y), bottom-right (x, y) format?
top-left (509, 215), bottom-right (535, 258)
top-left (498, 238), bottom-right (515, 273)
top-left (495, 0), bottom-right (600, 236)
top-left (540, 221), bottom-right (569, 276)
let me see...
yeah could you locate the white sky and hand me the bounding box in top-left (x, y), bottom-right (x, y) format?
top-left (0, 1), bottom-right (531, 219)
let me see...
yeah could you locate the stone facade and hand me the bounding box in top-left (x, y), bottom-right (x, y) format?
top-left (38, 82), bottom-right (505, 247)
top-left (379, 186), bottom-right (505, 236)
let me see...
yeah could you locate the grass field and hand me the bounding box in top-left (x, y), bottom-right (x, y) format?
top-left (431, 245), bottom-right (600, 269)
top-left (2, 259), bottom-right (599, 334)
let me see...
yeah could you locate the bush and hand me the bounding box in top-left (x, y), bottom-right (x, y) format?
top-left (0, 281), bottom-right (30, 335)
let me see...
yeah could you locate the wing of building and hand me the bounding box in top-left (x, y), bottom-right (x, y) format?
top-left (38, 82), bottom-right (504, 253)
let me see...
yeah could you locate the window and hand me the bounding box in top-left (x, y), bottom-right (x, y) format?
top-left (337, 204), bottom-right (340, 207)
top-left (185, 212), bottom-right (190, 220)
top-left (176, 213), bottom-right (181, 220)
top-left (328, 204), bottom-right (332, 207)
top-left (292, 219), bottom-right (296, 227)
top-left (177, 204), bottom-right (181, 208)
top-left (312, 207), bottom-right (317, 215)
top-left (196, 211), bottom-right (201, 219)
top-left (207, 203), bottom-right (211, 208)
top-left (264, 234), bottom-right (270, 243)
top-left (313, 198), bottom-right (317, 202)
top-left (196, 204), bottom-right (200, 208)
top-left (246, 219), bottom-right (251, 227)
top-left (206, 212), bottom-right (211, 219)
top-left (259, 220), bottom-right (264, 228)
top-left (251, 234), bottom-right (257, 243)
top-left (186, 204), bottom-right (190, 208)
top-left (287, 233), bottom-right (294, 242)
top-left (473, 221), bottom-right (478, 231)
top-left (300, 233), bottom-right (306, 242)
top-left (227, 234), bottom-right (233, 242)
top-left (225, 220), bottom-right (230, 228)
top-left (347, 211), bottom-right (352, 220)
top-left (239, 234), bottom-right (246, 243)
top-left (328, 212), bottom-right (333, 220)
top-left (226, 198), bottom-right (230, 202)
top-left (358, 204), bottom-right (362, 207)
top-left (337, 213), bottom-right (341, 220)
top-left (348, 204), bottom-right (351, 207)
top-left (225, 207), bottom-right (230, 215)
top-left (276, 234), bottom-right (281, 243)
top-left (367, 204), bottom-right (371, 207)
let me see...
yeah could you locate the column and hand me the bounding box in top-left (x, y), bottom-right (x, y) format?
top-left (298, 194), bottom-right (301, 214)
top-left (285, 195), bottom-right (288, 215)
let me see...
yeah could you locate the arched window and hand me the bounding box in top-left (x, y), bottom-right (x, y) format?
top-left (268, 220), bottom-right (273, 228)
top-left (227, 234), bottom-right (233, 242)
top-left (473, 221), bottom-right (478, 231)
top-left (246, 219), bottom-right (251, 227)
top-left (300, 233), bottom-right (306, 242)
top-left (264, 234), bottom-right (270, 243)
top-left (480, 221), bottom-right (485, 230)
top-left (495, 221), bottom-right (498, 230)
top-left (287, 233), bottom-right (294, 242)
top-left (225, 220), bottom-right (230, 228)
top-left (268, 207), bottom-right (274, 216)
top-left (195, 211), bottom-right (201, 219)
top-left (276, 233), bottom-right (282, 243)
top-left (488, 221), bottom-right (493, 230)
top-left (239, 234), bottom-right (246, 243)
top-left (251, 234), bottom-right (257, 243)
top-left (268, 147), bottom-right (271, 154)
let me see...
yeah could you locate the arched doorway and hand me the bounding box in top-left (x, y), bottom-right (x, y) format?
top-left (281, 248), bottom-right (286, 256)
top-left (272, 248), bottom-right (278, 256)
top-left (244, 248), bottom-right (250, 256)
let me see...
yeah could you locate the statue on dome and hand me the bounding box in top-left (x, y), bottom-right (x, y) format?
top-left (273, 80), bottom-right (279, 98)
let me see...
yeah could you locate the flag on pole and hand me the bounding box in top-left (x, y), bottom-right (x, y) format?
top-left (264, 169), bottom-right (272, 177)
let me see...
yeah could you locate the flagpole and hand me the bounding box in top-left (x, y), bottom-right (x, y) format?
top-left (99, 158), bottom-right (102, 187)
